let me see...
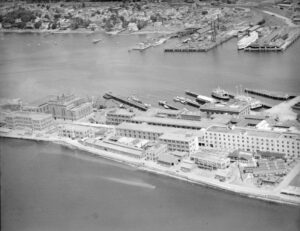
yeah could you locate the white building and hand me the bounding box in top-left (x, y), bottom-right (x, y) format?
top-left (191, 149), bottom-right (230, 170)
top-left (106, 109), bottom-right (135, 125)
top-left (59, 124), bottom-right (95, 139)
top-left (159, 133), bottom-right (198, 155)
top-left (145, 143), bottom-right (168, 161)
top-left (48, 94), bottom-right (92, 121)
top-left (4, 111), bottom-right (54, 131)
top-left (204, 125), bottom-right (300, 159)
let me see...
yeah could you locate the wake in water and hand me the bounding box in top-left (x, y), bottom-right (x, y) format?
top-left (102, 176), bottom-right (156, 190)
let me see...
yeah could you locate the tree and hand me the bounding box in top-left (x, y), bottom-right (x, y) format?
top-left (34, 21), bottom-right (42, 29)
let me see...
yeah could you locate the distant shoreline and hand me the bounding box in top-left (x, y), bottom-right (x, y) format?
top-left (1, 133), bottom-right (299, 207)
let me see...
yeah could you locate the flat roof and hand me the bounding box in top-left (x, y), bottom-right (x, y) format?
top-left (200, 101), bottom-right (250, 112)
top-left (117, 122), bottom-right (205, 137)
top-left (207, 125), bottom-right (283, 138)
top-left (132, 116), bottom-right (223, 129)
top-left (61, 124), bottom-right (93, 131)
top-left (8, 111), bottom-right (52, 120)
top-left (107, 109), bottom-right (135, 116)
top-left (158, 153), bottom-right (178, 163)
top-left (159, 133), bottom-right (196, 142)
top-left (85, 138), bottom-right (143, 157)
top-left (191, 149), bottom-right (230, 163)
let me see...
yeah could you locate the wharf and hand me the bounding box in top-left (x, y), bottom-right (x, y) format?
top-left (185, 98), bottom-right (201, 108)
top-left (103, 92), bottom-right (148, 111)
top-left (185, 90), bottom-right (199, 98)
top-left (244, 88), bottom-right (293, 100)
top-left (164, 34), bottom-right (235, 53)
top-left (158, 101), bottom-right (179, 110)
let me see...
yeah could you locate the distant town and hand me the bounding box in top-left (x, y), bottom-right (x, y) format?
top-left (1, 0), bottom-right (300, 52)
top-left (1, 86), bottom-right (300, 205)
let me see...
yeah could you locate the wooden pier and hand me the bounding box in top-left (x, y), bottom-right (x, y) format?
top-left (244, 88), bottom-right (292, 100)
top-left (103, 92), bottom-right (148, 111)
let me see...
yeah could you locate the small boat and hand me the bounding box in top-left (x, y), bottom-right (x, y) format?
top-left (152, 37), bottom-right (168, 47)
top-left (212, 87), bottom-right (230, 100)
top-left (163, 105), bottom-right (169, 109)
top-left (131, 96), bottom-right (142, 103)
top-left (92, 39), bottom-right (102, 44)
top-left (144, 103), bottom-right (151, 108)
top-left (158, 100), bottom-right (167, 106)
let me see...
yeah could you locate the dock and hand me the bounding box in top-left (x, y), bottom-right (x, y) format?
top-left (103, 92), bottom-right (148, 111)
top-left (244, 88), bottom-right (292, 100)
top-left (185, 90), bottom-right (200, 98)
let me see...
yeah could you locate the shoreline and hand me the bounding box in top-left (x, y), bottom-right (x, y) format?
top-left (1, 133), bottom-right (299, 207)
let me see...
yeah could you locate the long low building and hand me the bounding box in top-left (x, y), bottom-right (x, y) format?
top-left (116, 122), bottom-right (205, 151)
top-left (200, 101), bottom-right (251, 116)
top-left (130, 115), bottom-right (229, 130)
top-left (191, 149), bottom-right (230, 170)
top-left (59, 124), bottom-right (95, 139)
top-left (205, 125), bottom-right (300, 158)
top-left (84, 138), bottom-right (144, 159)
top-left (159, 133), bottom-right (198, 154)
top-left (4, 111), bottom-right (54, 131)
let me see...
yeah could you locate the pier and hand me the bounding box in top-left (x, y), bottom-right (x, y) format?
top-left (244, 88), bottom-right (293, 100)
top-left (103, 92), bottom-right (148, 111)
top-left (185, 90), bottom-right (200, 98)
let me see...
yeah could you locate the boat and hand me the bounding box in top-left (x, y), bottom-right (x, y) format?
top-left (131, 42), bottom-right (152, 51)
top-left (163, 105), bottom-right (169, 109)
top-left (196, 95), bottom-right (215, 104)
top-left (159, 100), bottom-right (167, 106)
top-left (144, 103), bottom-right (151, 108)
top-left (292, 102), bottom-right (300, 110)
top-left (211, 88), bottom-right (230, 100)
top-left (131, 96), bottom-right (142, 103)
top-left (92, 39), bottom-right (102, 44)
top-left (235, 95), bottom-right (263, 109)
top-left (173, 96), bottom-right (186, 104)
top-left (152, 37), bottom-right (168, 47)
top-left (237, 31), bottom-right (258, 50)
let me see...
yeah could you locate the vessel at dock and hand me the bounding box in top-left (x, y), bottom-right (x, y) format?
top-left (196, 95), bottom-right (215, 104)
top-left (173, 96), bottom-right (186, 104)
top-left (212, 88), bottom-right (230, 100)
top-left (237, 31), bottom-right (258, 50)
top-left (152, 37), bottom-right (168, 47)
top-left (131, 42), bottom-right (152, 51)
top-left (92, 39), bottom-right (102, 44)
top-left (235, 95), bottom-right (263, 109)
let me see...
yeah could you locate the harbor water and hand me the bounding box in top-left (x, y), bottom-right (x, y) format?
top-left (0, 32), bottom-right (300, 230)
top-left (1, 138), bottom-right (300, 231)
top-left (0, 32), bottom-right (299, 106)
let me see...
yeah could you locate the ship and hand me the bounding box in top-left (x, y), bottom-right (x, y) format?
top-left (131, 42), bottom-right (152, 51)
top-left (130, 96), bottom-right (142, 103)
top-left (237, 31), bottom-right (258, 50)
top-left (173, 96), bottom-right (186, 104)
top-left (235, 95), bottom-right (263, 109)
top-left (92, 39), bottom-right (102, 44)
top-left (152, 37), bottom-right (168, 47)
top-left (211, 88), bottom-right (230, 100)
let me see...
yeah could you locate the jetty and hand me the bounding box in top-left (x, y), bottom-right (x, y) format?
top-left (103, 92), bottom-right (148, 111)
top-left (244, 88), bottom-right (293, 100)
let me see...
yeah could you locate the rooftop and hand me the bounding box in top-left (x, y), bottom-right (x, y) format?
top-left (107, 108), bottom-right (135, 116)
top-left (132, 115), bottom-right (226, 129)
top-left (191, 149), bottom-right (230, 163)
top-left (207, 125), bottom-right (283, 138)
top-left (117, 122), bottom-right (205, 137)
top-left (200, 100), bottom-right (250, 112)
top-left (8, 111), bottom-right (52, 120)
top-left (159, 133), bottom-right (196, 142)
top-left (158, 153), bottom-right (178, 164)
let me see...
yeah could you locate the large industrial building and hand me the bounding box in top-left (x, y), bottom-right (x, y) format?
top-left (4, 111), bottom-right (54, 131)
top-left (47, 94), bottom-right (92, 121)
top-left (204, 125), bottom-right (300, 158)
top-left (200, 101), bottom-right (251, 116)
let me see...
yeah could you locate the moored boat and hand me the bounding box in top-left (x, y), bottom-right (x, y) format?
top-left (212, 88), bottom-right (230, 100)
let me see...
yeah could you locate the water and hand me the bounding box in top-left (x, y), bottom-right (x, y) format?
top-left (1, 138), bottom-right (300, 231)
top-left (0, 32), bottom-right (299, 107)
top-left (0, 32), bottom-right (300, 230)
